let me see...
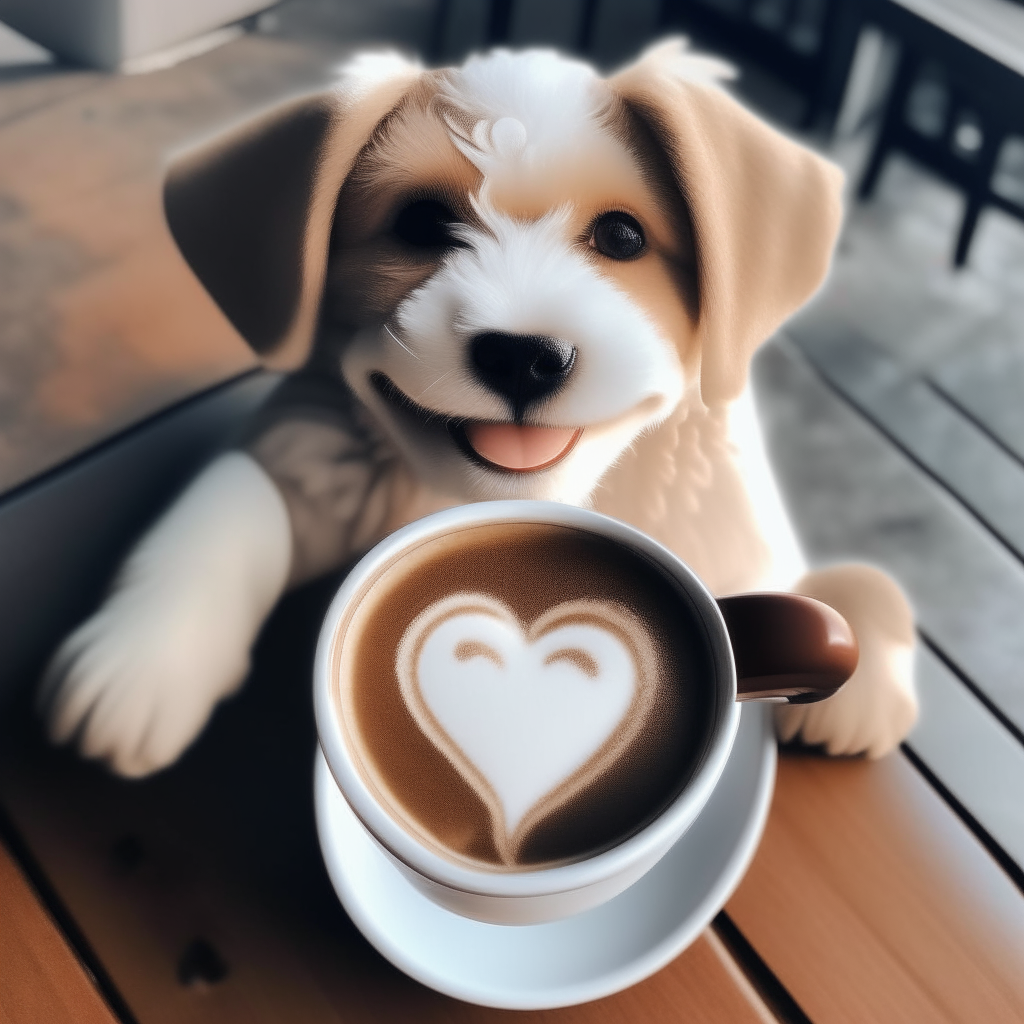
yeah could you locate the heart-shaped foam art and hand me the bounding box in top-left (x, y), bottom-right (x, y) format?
top-left (396, 593), bottom-right (659, 865)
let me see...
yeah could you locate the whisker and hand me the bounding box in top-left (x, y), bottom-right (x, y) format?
top-left (416, 368), bottom-right (457, 401)
top-left (384, 322), bottom-right (420, 360)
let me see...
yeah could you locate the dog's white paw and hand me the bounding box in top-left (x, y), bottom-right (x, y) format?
top-left (775, 564), bottom-right (918, 759)
top-left (43, 585), bottom-right (255, 777)
top-left (775, 636), bottom-right (917, 758)
top-left (40, 452), bottom-right (292, 778)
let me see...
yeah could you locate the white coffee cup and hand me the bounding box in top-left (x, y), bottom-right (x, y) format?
top-left (314, 500), bottom-right (854, 926)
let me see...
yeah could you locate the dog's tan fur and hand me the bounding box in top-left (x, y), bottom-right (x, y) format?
top-left (43, 41), bottom-right (918, 777)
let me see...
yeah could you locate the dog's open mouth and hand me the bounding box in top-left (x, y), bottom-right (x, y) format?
top-left (371, 373), bottom-right (582, 473)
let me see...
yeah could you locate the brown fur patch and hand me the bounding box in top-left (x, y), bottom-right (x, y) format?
top-left (322, 74), bottom-right (482, 334)
top-left (608, 95), bottom-right (699, 325)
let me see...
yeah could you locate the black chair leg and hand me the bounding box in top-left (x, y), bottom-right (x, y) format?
top-left (577, 0), bottom-right (601, 54)
top-left (858, 128), bottom-right (892, 200)
top-left (951, 119), bottom-right (1003, 268)
top-left (857, 49), bottom-right (915, 201)
top-left (487, 0), bottom-right (515, 45)
top-left (808, 0), bottom-right (866, 136)
top-left (953, 195), bottom-right (983, 267)
top-left (429, 0), bottom-right (452, 63)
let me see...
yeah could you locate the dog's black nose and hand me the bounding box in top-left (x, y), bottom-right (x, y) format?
top-left (470, 332), bottom-right (576, 418)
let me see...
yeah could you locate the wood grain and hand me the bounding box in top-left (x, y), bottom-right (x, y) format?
top-left (0, 837), bottom-right (116, 1024)
top-left (727, 750), bottom-right (1024, 1024)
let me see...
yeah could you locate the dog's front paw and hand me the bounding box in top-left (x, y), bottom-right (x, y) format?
top-left (40, 452), bottom-right (292, 777)
top-left (775, 638), bottom-right (917, 758)
top-left (775, 564), bottom-right (918, 759)
top-left (42, 584), bottom-right (254, 778)
top-left (42, 585), bottom-right (253, 774)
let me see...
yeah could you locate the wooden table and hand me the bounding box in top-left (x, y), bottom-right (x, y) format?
top-left (5, 654), bottom-right (1024, 1023)
top-left (2, 20), bottom-right (1024, 1024)
top-left (4, 572), bottom-right (1024, 1024)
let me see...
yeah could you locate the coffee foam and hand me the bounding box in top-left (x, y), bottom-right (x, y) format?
top-left (397, 593), bottom-right (659, 865)
top-left (333, 523), bottom-right (714, 870)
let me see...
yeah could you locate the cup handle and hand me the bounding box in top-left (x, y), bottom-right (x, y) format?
top-left (716, 593), bottom-right (859, 704)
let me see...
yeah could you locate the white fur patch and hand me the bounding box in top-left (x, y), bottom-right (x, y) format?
top-left (441, 49), bottom-right (605, 168)
top-left (727, 386), bottom-right (807, 590)
top-left (628, 37), bottom-right (736, 86)
top-left (335, 50), bottom-right (424, 102)
top-left (342, 188), bottom-right (683, 509)
top-left (343, 201), bottom-right (683, 505)
top-left (393, 197), bottom-right (680, 423)
top-left (43, 453), bottom-right (291, 777)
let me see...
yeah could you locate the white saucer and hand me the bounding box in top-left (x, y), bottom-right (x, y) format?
top-left (314, 702), bottom-right (776, 1010)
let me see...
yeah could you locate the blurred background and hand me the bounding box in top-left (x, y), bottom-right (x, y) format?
top-left (0, 0), bottom-right (1022, 896)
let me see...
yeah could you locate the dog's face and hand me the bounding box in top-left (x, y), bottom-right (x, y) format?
top-left (164, 41), bottom-right (843, 505)
top-left (324, 53), bottom-right (698, 504)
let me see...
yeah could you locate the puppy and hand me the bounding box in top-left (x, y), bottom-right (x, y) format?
top-left (42, 41), bottom-right (917, 778)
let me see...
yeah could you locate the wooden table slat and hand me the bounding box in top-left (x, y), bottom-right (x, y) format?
top-left (727, 752), bottom-right (1024, 1024)
top-left (0, 837), bottom-right (117, 1024)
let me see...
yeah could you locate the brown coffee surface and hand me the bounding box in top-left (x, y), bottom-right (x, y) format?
top-left (334, 522), bottom-right (715, 870)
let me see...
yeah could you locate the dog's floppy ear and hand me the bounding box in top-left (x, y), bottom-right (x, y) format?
top-left (610, 40), bottom-right (844, 404)
top-left (164, 54), bottom-right (423, 370)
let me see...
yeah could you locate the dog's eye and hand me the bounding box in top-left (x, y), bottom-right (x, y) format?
top-left (591, 212), bottom-right (645, 260)
top-left (392, 200), bottom-right (461, 249)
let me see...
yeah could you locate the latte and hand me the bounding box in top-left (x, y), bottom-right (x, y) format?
top-left (331, 522), bottom-right (714, 870)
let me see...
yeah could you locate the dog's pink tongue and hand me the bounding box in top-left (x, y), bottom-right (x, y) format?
top-left (465, 423), bottom-right (581, 471)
